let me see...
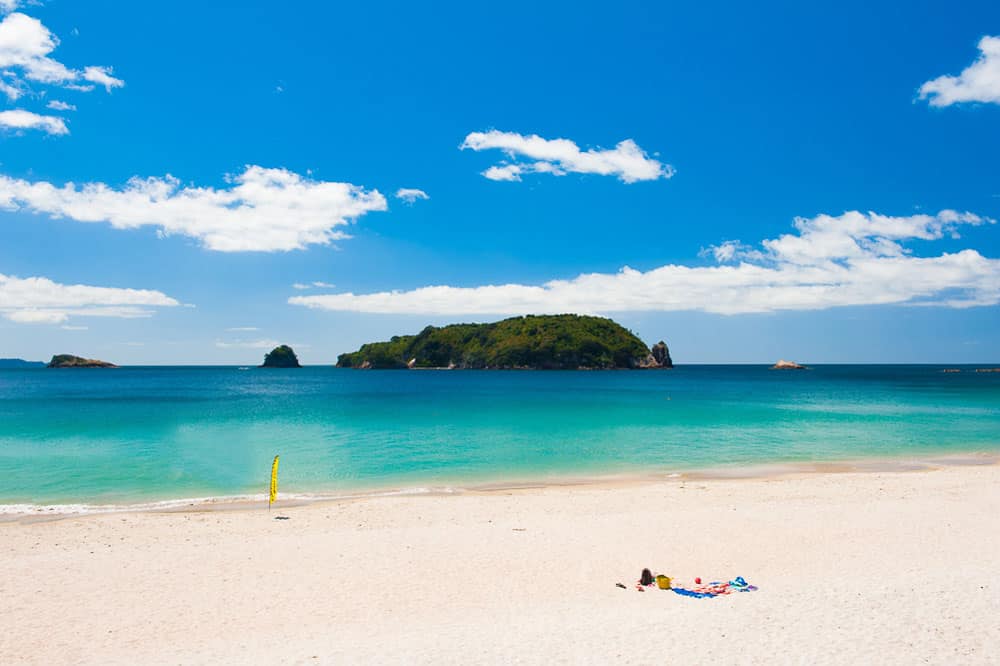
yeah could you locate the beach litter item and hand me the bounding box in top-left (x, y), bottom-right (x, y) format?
top-left (668, 576), bottom-right (758, 598)
top-left (616, 583), bottom-right (627, 589)
top-left (728, 576), bottom-right (752, 591)
top-left (656, 575), bottom-right (672, 590)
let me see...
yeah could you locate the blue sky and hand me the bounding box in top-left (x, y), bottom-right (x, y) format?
top-left (1, 0), bottom-right (999, 363)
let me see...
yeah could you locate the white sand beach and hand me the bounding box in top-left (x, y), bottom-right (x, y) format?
top-left (3, 462), bottom-right (1000, 665)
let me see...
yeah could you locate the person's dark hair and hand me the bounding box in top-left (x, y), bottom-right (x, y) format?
top-left (640, 568), bottom-right (654, 586)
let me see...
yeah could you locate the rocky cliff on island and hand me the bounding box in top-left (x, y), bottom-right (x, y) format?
top-left (337, 314), bottom-right (673, 370)
top-left (261, 345), bottom-right (302, 368)
top-left (47, 354), bottom-right (117, 368)
top-left (771, 359), bottom-right (806, 370)
top-left (649, 341), bottom-right (672, 368)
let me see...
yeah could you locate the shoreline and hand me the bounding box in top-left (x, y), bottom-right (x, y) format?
top-left (3, 461), bottom-right (999, 663)
top-left (4, 448), bottom-right (997, 520)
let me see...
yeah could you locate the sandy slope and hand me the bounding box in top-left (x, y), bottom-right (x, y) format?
top-left (2, 464), bottom-right (999, 664)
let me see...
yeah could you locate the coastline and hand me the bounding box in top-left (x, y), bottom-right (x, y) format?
top-left (3, 448), bottom-right (997, 520)
top-left (3, 461), bottom-right (999, 664)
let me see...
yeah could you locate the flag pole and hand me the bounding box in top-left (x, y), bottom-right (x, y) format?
top-left (269, 454), bottom-right (279, 513)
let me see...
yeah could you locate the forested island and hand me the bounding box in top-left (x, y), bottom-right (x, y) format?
top-left (337, 314), bottom-right (672, 370)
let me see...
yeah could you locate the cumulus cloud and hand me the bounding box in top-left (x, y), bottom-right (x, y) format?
top-left (0, 165), bottom-right (388, 252)
top-left (0, 10), bottom-right (122, 121)
top-left (461, 130), bottom-right (673, 184)
top-left (0, 108), bottom-right (66, 133)
top-left (482, 164), bottom-right (524, 181)
top-left (81, 65), bottom-right (123, 91)
top-left (46, 99), bottom-right (75, 111)
top-left (290, 210), bottom-right (999, 316)
top-left (0, 272), bottom-right (179, 324)
top-left (919, 36), bottom-right (1000, 107)
top-left (395, 187), bottom-right (429, 203)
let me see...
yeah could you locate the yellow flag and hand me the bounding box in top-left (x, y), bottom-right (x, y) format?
top-left (269, 455), bottom-right (279, 507)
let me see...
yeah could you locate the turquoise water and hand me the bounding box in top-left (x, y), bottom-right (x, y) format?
top-left (1, 366), bottom-right (999, 506)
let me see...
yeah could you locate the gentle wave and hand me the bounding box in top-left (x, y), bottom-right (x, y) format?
top-left (0, 486), bottom-right (460, 516)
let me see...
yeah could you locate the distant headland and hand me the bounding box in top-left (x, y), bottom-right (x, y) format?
top-left (336, 314), bottom-right (673, 370)
top-left (0, 358), bottom-right (46, 368)
top-left (47, 354), bottom-right (117, 368)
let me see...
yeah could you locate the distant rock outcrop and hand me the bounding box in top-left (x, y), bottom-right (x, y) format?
top-left (0, 358), bottom-right (45, 368)
top-left (650, 341), bottom-right (673, 368)
top-left (261, 345), bottom-right (302, 368)
top-left (47, 354), bottom-right (117, 368)
top-left (771, 359), bottom-right (806, 370)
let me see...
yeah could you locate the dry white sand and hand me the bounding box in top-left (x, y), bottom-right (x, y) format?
top-left (3, 463), bottom-right (1000, 665)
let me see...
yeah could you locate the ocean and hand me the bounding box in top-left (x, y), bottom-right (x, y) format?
top-left (1, 365), bottom-right (998, 510)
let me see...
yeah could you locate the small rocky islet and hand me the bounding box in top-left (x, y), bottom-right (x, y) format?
top-left (46, 354), bottom-right (117, 368)
top-left (260, 345), bottom-right (302, 368)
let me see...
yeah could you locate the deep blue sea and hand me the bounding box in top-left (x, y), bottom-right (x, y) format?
top-left (1, 365), bottom-right (998, 509)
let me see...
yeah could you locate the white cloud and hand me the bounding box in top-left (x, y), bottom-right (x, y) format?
top-left (215, 338), bottom-right (283, 349)
top-left (290, 210), bottom-right (1000, 316)
top-left (461, 130), bottom-right (673, 183)
top-left (0, 165), bottom-right (388, 252)
top-left (0, 272), bottom-right (179, 324)
top-left (6, 308), bottom-right (66, 323)
top-left (395, 187), bottom-right (429, 203)
top-left (482, 164), bottom-right (523, 182)
top-left (919, 36), bottom-right (1000, 107)
top-left (81, 65), bottom-right (123, 92)
top-left (0, 108), bottom-right (66, 134)
top-left (225, 326), bottom-right (259, 332)
top-left (701, 240), bottom-right (764, 263)
top-left (0, 1), bottom-right (25, 13)
top-left (61, 324), bottom-right (88, 330)
top-left (0, 11), bottom-right (123, 102)
top-left (292, 281), bottom-right (336, 290)
top-left (0, 73), bottom-right (24, 99)
top-left (46, 99), bottom-right (75, 111)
